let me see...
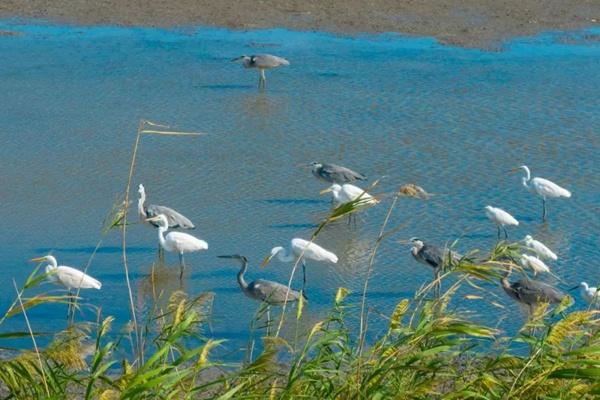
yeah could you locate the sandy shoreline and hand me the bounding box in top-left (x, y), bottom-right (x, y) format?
top-left (0, 1), bottom-right (599, 47)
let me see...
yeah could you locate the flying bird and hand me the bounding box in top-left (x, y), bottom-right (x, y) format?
top-left (231, 54), bottom-right (290, 89)
top-left (523, 235), bottom-right (558, 261)
top-left (146, 214), bottom-right (208, 280)
top-left (513, 165), bottom-right (571, 221)
top-left (309, 162), bottom-right (367, 184)
top-left (484, 206), bottom-right (519, 239)
top-left (262, 238), bottom-right (338, 292)
top-left (29, 255), bottom-right (101, 319)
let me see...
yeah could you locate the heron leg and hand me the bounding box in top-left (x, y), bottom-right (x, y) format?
top-left (67, 290), bottom-right (72, 322)
top-left (542, 199), bottom-right (547, 222)
top-left (266, 306), bottom-right (272, 336)
top-left (179, 253), bottom-right (185, 281)
top-left (301, 260), bottom-right (307, 293)
top-left (503, 227), bottom-right (509, 239)
top-left (259, 69), bottom-right (266, 89)
top-left (434, 269), bottom-right (441, 299)
top-left (497, 226), bottom-right (501, 240)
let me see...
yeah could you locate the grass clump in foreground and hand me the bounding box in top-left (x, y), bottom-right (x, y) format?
top-left (2, 120), bottom-right (599, 399)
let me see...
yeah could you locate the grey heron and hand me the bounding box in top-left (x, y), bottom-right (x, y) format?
top-left (30, 255), bottom-right (101, 319)
top-left (309, 162), bottom-right (366, 184)
top-left (512, 165), bottom-right (571, 221)
top-left (146, 214), bottom-right (208, 281)
top-left (138, 184), bottom-right (195, 229)
top-left (501, 266), bottom-right (565, 314)
top-left (405, 238), bottom-right (460, 297)
top-left (218, 255), bottom-right (304, 305)
top-left (262, 238), bottom-right (338, 292)
top-left (231, 54), bottom-right (290, 89)
top-left (484, 206), bottom-right (519, 239)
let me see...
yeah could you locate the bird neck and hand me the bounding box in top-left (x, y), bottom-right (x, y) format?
top-left (277, 248), bottom-right (296, 263)
top-left (521, 166), bottom-right (531, 182)
top-left (157, 225), bottom-right (168, 248)
top-left (138, 190), bottom-right (147, 219)
top-left (237, 259), bottom-right (249, 292)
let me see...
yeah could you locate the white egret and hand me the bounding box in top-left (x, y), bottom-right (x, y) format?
top-left (146, 214), bottom-right (208, 280)
top-left (520, 254), bottom-right (551, 275)
top-left (523, 235), bottom-right (558, 260)
top-left (262, 238), bottom-right (338, 292)
top-left (570, 282), bottom-right (599, 307)
top-left (513, 165), bottom-right (571, 221)
top-left (29, 255), bottom-right (101, 318)
top-left (484, 206), bottom-right (519, 239)
top-left (320, 183), bottom-right (379, 209)
top-left (231, 54), bottom-right (290, 89)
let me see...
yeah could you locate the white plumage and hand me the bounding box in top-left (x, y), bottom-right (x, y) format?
top-left (520, 254), bottom-right (551, 275)
top-left (485, 205), bottom-right (518, 238)
top-left (574, 282), bottom-right (599, 306)
top-left (523, 235), bottom-right (558, 261)
top-left (321, 183), bottom-right (379, 208)
top-left (517, 165), bottom-right (571, 221)
top-left (31, 255), bottom-right (101, 290)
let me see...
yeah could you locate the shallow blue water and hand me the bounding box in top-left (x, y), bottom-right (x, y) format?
top-left (0, 20), bottom-right (599, 357)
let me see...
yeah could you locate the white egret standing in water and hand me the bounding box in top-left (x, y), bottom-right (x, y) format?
top-left (513, 165), bottom-right (571, 221)
top-left (570, 282), bottom-right (599, 307)
top-left (146, 214), bottom-right (208, 280)
top-left (262, 238), bottom-right (338, 292)
top-left (484, 206), bottom-right (519, 239)
top-left (29, 255), bottom-right (101, 319)
top-left (523, 235), bottom-right (558, 260)
top-left (520, 254), bottom-right (551, 275)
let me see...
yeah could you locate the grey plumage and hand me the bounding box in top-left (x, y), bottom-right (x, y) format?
top-left (501, 266), bottom-right (565, 312)
top-left (231, 54), bottom-right (290, 89)
top-left (310, 162), bottom-right (367, 184)
top-left (409, 238), bottom-right (461, 297)
top-left (138, 184), bottom-right (195, 230)
top-left (218, 255), bottom-right (304, 305)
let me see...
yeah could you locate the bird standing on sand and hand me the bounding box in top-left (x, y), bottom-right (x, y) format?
top-left (29, 255), bottom-right (101, 319)
top-left (309, 162), bottom-right (367, 184)
top-left (512, 165), bottom-right (571, 221)
top-left (231, 54), bottom-right (290, 89)
top-left (485, 206), bottom-right (519, 239)
top-left (523, 235), bottom-right (557, 261)
top-left (146, 214), bottom-right (208, 281)
top-left (262, 238), bottom-right (338, 292)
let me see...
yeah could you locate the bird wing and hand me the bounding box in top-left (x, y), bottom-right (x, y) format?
top-left (56, 266), bottom-right (101, 289)
top-left (513, 280), bottom-right (563, 304)
top-left (146, 204), bottom-right (195, 229)
top-left (320, 163), bottom-right (366, 183)
top-left (250, 279), bottom-right (301, 304)
top-left (166, 232), bottom-right (208, 251)
top-left (419, 245), bottom-right (444, 268)
top-left (253, 54), bottom-right (290, 68)
top-left (532, 178), bottom-right (571, 198)
top-left (291, 238), bottom-right (338, 263)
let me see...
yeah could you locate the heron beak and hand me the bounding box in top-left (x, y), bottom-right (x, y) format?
top-left (29, 257), bottom-right (46, 263)
top-left (568, 285), bottom-right (580, 292)
top-left (260, 255), bottom-right (273, 268)
top-left (217, 255), bottom-right (234, 259)
top-left (145, 216), bottom-right (160, 222)
top-left (230, 56), bottom-right (243, 62)
top-left (319, 187), bottom-right (333, 195)
top-left (508, 168), bottom-right (520, 174)
top-left (397, 239), bottom-right (410, 245)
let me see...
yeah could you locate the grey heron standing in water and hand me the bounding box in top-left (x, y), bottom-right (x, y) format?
top-left (218, 255), bottom-right (304, 333)
top-left (405, 238), bottom-right (461, 298)
top-left (309, 162), bottom-right (367, 184)
top-left (501, 265), bottom-right (565, 315)
top-left (231, 54), bottom-right (290, 89)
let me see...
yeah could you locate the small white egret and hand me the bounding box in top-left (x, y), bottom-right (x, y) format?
top-left (513, 165), bottom-right (571, 221)
top-left (320, 183), bottom-right (379, 209)
top-left (29, 255), bottom-right (101, 318)
top-left (262, 238), bottom-right (338, 292)
top-left (146, 214), bottom-right (208, 280)
top-left (231, 54), bottom-right (290, 89)
top-left (570, 282), bottom-right (599, 307)
top-left (523, 235), bottom-right (558, 260)
top-left (484, 206), bottom-right (519, 239)
top-left (520, 254), bottom-right (551, 275)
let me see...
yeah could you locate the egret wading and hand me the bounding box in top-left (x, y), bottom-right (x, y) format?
top-left (29, 255), bottom-right (101, 319)
top-left (262, 238), bottom-right (338, 292)
top-left (405, 238), bottom-right (461, 297)
top-left (501, 266), bottom-right (565, 315)
top-left (484, 206), bottom-right (519, 239)
top-left (513, 165), bottom-right (571, 221)
top-left (309, 162), bottom-right (366, 184)
top-left (570, 282), bottom-right (599, 307)
top-left (146, 214), bottom-right (208, 281)
top-left (231, 54), bottom-right (290, 89)
top-left (320, 183), bottom-right (379, 209)
top-left (520, 254), bottom-right (551, 275)
top-left (523, 235), bottom-right (557, 261)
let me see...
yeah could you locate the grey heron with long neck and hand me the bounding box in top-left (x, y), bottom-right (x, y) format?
top-left (231, 54), bottom-right (290, 89)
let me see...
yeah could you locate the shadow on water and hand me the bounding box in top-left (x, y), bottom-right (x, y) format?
top-left (197, 84), bottom-right (254, 90)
